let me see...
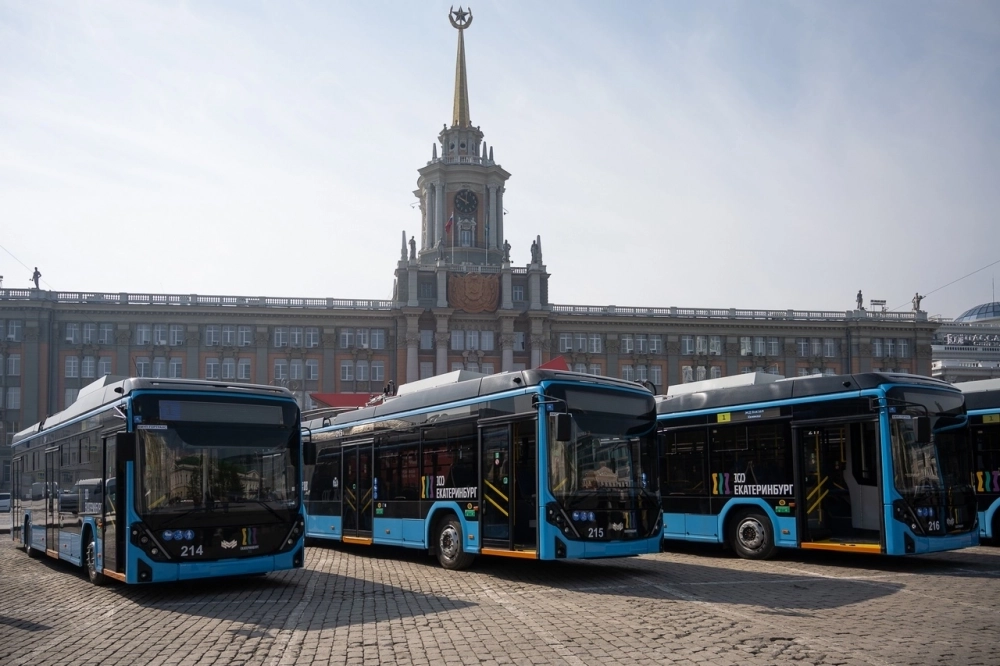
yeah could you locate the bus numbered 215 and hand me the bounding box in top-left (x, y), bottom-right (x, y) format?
top-left (301, 369), bottom-right (663, 569)
top-left (958, 378), bottom-right (1000, 542)
top-left (11, 376), bottom-right (304, 584)
top-left (654, 372), bottom-right (977, 559)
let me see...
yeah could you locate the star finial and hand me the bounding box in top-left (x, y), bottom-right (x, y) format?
top-left (449, 6), bottom-right (473, 30)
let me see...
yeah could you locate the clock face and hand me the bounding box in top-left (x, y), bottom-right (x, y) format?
top-left (454, 189), bottom-right (478, 214)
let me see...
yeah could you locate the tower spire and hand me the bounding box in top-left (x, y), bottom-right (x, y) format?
top-left (449, 6), bottom-right (473, 128)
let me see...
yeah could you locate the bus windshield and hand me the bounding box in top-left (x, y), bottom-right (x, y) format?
top-left (887, 388), bottom-right (972, 501)
top-left (135, 423), bottom-right (299, 528)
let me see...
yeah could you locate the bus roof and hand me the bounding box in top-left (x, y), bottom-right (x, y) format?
top-left (308, 369), bottom-right (650, 430)
top-left (655, 372), bottom-right (955, 416)
top-left (12, 376), bottom-right (295, 446)
top-left (956, 378), bottom-right (1000, 411)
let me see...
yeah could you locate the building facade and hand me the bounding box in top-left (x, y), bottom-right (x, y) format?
top-left (931, 302), bottom-right (1000, 383)
top-left (0, 9), bottom-right (938, 491)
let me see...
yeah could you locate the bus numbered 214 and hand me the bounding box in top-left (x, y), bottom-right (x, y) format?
top-left (11, 376), bottom-right (305, 584)
top-left (958, 378), bottom-right (1000, 542)
top-left (301, 369), bottom-right (663, 569)
top-left (654, 372), bottom-right (977, 559)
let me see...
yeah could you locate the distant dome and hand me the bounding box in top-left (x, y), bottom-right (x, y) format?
top-left (955, 302), bottom-right (1000, 323)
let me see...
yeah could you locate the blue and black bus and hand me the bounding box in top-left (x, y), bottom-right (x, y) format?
top-left (302, 369), bottom-right (662, 569)
top-left (654, 372), bottom-right (977, 559)
top-left (957, 378), bottom-right (1000, 542)
top-left (11, 377), bottom-right (304, 584)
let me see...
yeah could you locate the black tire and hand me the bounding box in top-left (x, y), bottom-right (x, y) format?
top-left (729, 509), bottom-right (776, 560)
top-left (85, 530), bottom-right (107, 586)
top-left (25, 522), bottom-right (41, 558)
top-left (434, 516), bottom-right (475, 570)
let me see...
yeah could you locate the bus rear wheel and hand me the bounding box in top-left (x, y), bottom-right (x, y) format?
top-left (729, 509), bottom-right (776, 560)
top-left (85, 531), bottom-right (107, 586)
top-left (435, 516), bottom-right (475, 570)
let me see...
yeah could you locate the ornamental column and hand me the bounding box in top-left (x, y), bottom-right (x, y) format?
top-left (488, 184), bottom-right (498, 249)
top-left (405, 313), bottom-right (421, 383)
top-left (435, 180), bottom-right (446, 243)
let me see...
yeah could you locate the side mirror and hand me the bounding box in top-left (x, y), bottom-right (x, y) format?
top-left (552, 413), bottom-right (572, 442)
top-left (915, 416), bottom-right (930, 443)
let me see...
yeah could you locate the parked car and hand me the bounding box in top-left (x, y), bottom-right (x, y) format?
top-left (0, 492), bottom-right (11, 512)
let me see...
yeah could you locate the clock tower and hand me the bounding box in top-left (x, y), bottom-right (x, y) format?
top-left (413, 6), bottom-right (511, 267)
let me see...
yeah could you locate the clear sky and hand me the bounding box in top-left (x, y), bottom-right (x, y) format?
top-left (2, 1), bottom-right (998, 319)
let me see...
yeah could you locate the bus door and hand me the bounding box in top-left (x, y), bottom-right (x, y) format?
top-left (11, 457), bottom-right (23, 544)
top-left (342, 440), bottom-right (374, 540)
top-left (795, 422), bottom-right (881, 550)
top-left (479, 420), bottom-right (537, 553)
top-left (101, 434), bottom-right (125, 576)
top-left (45, 446), bottom-right (60, 555)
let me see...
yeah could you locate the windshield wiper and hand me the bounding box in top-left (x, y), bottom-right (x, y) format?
top-left (156, 506), bottom-right (207, 529)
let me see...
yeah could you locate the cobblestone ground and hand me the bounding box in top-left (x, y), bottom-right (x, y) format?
top-left (0, 535), bottom-right (998, 665)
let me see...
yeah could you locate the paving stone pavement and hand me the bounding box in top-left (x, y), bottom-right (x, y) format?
top-left (0, 537), bottom-right (998, 665)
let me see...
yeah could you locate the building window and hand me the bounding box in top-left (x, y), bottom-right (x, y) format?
top-left (768, 337), bottom-right (780, 357)
top-left (204, 358), bottom-right (219, 380)
top-left (98, 357), bottom-right (112, 376)
top-left (635, 334), bottom-right (648, 354)
top-left (6, 354), bottom-right (20, 376)
top-left (620, 365), bottom-right (634, 382)
top-left (6, 387), bottom-right (21, 409)
top-left (305, 327), bottom-right (320, 348)
top-left (898, 339), bottom-right (910, 358)
top-left (98, 323), bottom-right (113, 344)
top-left (290, 360), bottom-right (303, 381)
top-left (136, 324), bottom-right (152, 346)
top-left (460, 228), bottom-right (472, 246)
top-left (239, 326), bottom-right (253, 347)
top-left (811, 338), bottom-right (823, 357)
top-left (649, 365), bottom-right (661, 386)
top-left (169, 358), bottom-right (184, 378)
top-left (649, 335), bottom-right (663, 354)
top-left (621, 335), bottom-right (634, 354)
top-left (872, 338), bottom-right (883, 358)
top-left (512, 285), bottom-right (524, 301)
top-left (306, 359), bottom-right (319, 381)
top-left (574, 363), bottom-right (587, 374)
top-left (682, 366), bottom-right (694, 383)
top-left (636, 365), bottom-right (648, 382)
top-left (465, 330), bottom-right (480, 350)
top-left (797, 338), bottom-right (809, 357)
top-left (66, 323), bottom-right (80, 344)
top-left (151, 357), bottom-right (165, 378)
top-left (451, 330), bottom-right (465, 350)
top-left (274, 359), bottom-right (288, 381)
top-left (83, 323), bottom-right (97, 344)
top-left (290, 327), bottom-right (304, 348)
top-left (6, 320), bottom-right (22, 342)
top-left (136, 357), bottom-right (150, 377)
top-left (371, 361), bottom-right (385, 382)
top-left (65, 356), bottom-right (79, 378)
top-left (340, 361), bottom-right (354, 381)
top-left (237, 358), bottom-right (251, 380)
top-left (824, 338), bottom-right (837, 357)
top-left (273, 327), bottom-right (288, 348)
top-left (339, 328), bottom-right (354, 348)
top-left (681, 335), bottom-right (694, 355)
top-left (694, 335), bottom-right (707, 355)
top-left (574, 333), bottom-right (587, 353)
top-left (65, 388), bottom-right (79, 408)
top-left (371, 329), bottom-right (385, 349)
top-left (419, 362), bottom-right (434, 379)
top-left (451, 362), bottom-right (464, 372)
top-left (153, 324), bottom-right (168, 346)
top-left (223, 325), bottom-right (237, 346)
top-left (222, 358), bottom-right (236, 380)
top-left (204, 325), bottom-right (221, 347)
top-left (710, 366), bottom-right (722, 379)
top-left (420, 330), bottom-right (433, 350)
top-left (481, 363), bottom-right (493, 375)
top-left (355, 328), bottom-right (370, 349)
top-left (514, 332), bottom-right (526, 352)
top-left (768, 364), bottom-right (781, 375)
top-left (418, 282), bottom-right (434, 299)
top-left (754, 336), bottom-right (766, 356)
top-left (170, 324), bottom-right (185, 346)
top-left (356, 361), bottom-right (369, 382)
top-left (696, 366), bottom-right (707, 381)
top-left (740, 337), bottom-right (753, 356)
top-left (886, 338), bottom-right (896, 357)
top-left (480, 331), bottom-right (494, 351)
top-left (589, 334), bottom-right (602, 354)
top-left (559, 333), bottom-right (572, 353)
top-left (589, 364), bottom-right (603, 376)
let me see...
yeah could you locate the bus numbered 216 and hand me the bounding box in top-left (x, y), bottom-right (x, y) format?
top-left (958, 378), bottom-right (1000, 542)
top-left (11, 376), bottom-right (304, 584)
top-left (654, 372), bottom-right (977, 559)
top-left (302, 369), bottom-right (663, 569)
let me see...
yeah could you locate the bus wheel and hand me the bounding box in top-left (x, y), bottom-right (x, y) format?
top-left (25, 522), bottom-right (40, 559)
top-left (85, 531), bottom-right (107, 586)
top-left (435, 516), bottom-right (475, 570)
top-left (729, 510), bottom-right (776, 560)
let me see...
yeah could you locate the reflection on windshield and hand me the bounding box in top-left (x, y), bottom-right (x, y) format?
top-left (890, 417), bottom-right (941, 494)
top-left (137, 428), bottom-right (298, 515)
top-left (549, 430), bottom-right (646, 497)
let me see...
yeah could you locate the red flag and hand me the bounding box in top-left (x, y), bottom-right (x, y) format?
top-left (445, 213), bottom-right (453, 234)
